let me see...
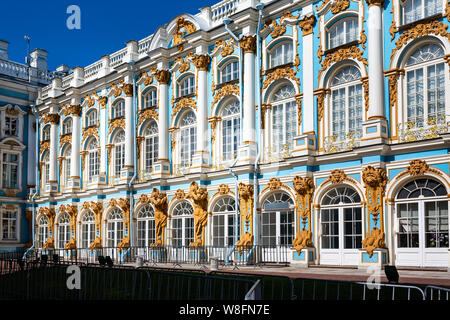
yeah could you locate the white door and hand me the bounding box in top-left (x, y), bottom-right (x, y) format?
top-left (396, 200), bottom-right (449, 267)
top-left (320, 206), bottom-right (363, 266)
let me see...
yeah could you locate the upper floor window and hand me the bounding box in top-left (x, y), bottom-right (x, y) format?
top-left (327, 17), bottom-right (358, 50)
top-left (401, 0), bottom-right (442, 25)
top-left (270, 84), bottom-right (297, 153)
top-left (1, 207), bottom-right (17, 241)
top-left (87, 138), bottom-right (99, 182)
top-left (330, 66), bottom-right (363, 142)
top-left (269, 41), bottom-right (293, 69)
top-left (42, 126), bottom-right (50, 141)
top-left (63, 145), bottom-right (71, 188)
top-left (87, 110), bottom-right (97, 127)
top-left (1, 152), bottom-right (18, 189)
top-left (220, 60), bottom-right (239, 84)
top-left (405, 43), bottom-right (446, 127)
top-left (221, 99), bottom-right (240, 161)
top-left (143, 88), bottom-right (157, 109)
top-left (178, 75), bottom-right (195, 97)
top-left (112, 100), bottom-right (125, 119)
top-left (62, 117), bottom-right (72, 135)
top-left (113, 130), bottom-right (125, 178)
top-left (42, 151), bottom-right (50, 186)
top-left (4, 116), bottom-right (18, 136)
top-left (58, 212), bottom-right (71, 249)
top-left (180, 111), bottom-right (197, 168)
top-left (144, 121), bottom-right (159, 173)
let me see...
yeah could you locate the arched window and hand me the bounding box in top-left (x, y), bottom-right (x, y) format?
top-left (58, 212), bottom-right (71, 249)
top-left (42, 125), bottom-right (50, 141)
top-left (401, 0), bottom-right (442, 25)
top-left (404, 43), bottom-right (446, 128)
top-left (112, 100), bottom-right (125, 119)
top-left (220, 60), bottom-right (239, 83)
top-left (113, 130), bottom-right (125, 178)
top-left (178, 75), bottom-right (195, 97)
top-left (221, 99), bottom-right (240, 161)
top-left (269, 41), bottom-right (293, 69)
top-left (62, 117), bottom-right (72, 135)
top-left (395, 178), bottom-right (448, 267)
top-left (42, 151), bottom-right (50, 187)
top-left (171, 201), bottom-right (194, 247)
top-left (327, 17), bottom-right (358, 50)
top-left (330, 65), bottom-right (363, 142)
top-left (320, 186), bottom-right (362, 266)
top-left (81, 211), bottom-right (95, 248)
top-left (144, 121), bottom-right (159, 173)
top-left (63, 145), bottom-right (71, 188)
top-left (37, 215), bottom-right (48, 248)
top-left (137, 205), bottom-right (155, 247)
top-left (87, 110), bottom-right (97, 127)
top-left (212, 197), bottom-right (238, 247)
top-left (107, 208), bottom-right (123, 247)
top-left (261, 192), bottom-right (294, 246)
top-left (270, 84), bottom-right (297, 154)
top-left (179, 111), bottom-right (197, 168)
top-left (87, 138), bottom-right (99, 183)
top-left (143, 88), bottom-right (157, 109)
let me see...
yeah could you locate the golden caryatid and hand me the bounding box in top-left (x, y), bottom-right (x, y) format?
top-left (186, 182), bottom-right (209, 247)
top-left (292, 176), bottom-right (315, 253)
top-left (149, 188), bottom-right (168, 246)
top-left (236, 183), bottom-right (254, 253)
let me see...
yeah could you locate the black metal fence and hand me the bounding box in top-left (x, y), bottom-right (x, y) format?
top-left (23, 245), bottom-right (292, 267)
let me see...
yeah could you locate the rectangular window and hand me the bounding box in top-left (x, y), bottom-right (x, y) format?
top-left (403, 0), bottom-right (442, 25)
top-left (321, 209), bottom-right (339, 249)
top-left (5, 117), bottom-right (18, 136)
top-left (397, 203), bottom-right (419, 248)
top-left (343, 207), bottom-right (362, 249)
top-left (1, 209), bottom-right (17, 240)
top-left (2, 153), bottom-right (18, 189)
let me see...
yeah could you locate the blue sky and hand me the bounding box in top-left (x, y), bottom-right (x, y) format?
top-left (1, 0), bottom-right (217, 70)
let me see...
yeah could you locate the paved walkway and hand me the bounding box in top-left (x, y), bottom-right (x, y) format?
top-left (141, 263), bottom-right (450, 287)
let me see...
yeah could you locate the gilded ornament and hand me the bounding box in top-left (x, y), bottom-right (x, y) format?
top-left (329, 169), bottom-right (347, 184)
top-left (217, 184), bottom-right (231, 195)
top-left (172, 97), bottom-right (197, 122)
top-left (362, 227), bottom-right (385, 257)
top-left (239, 36), bottom-right (256, 54)
top-left (175, 189), bottom-right (185, 199)
top-left (213, 39), bottom-right (234, 57)
top-left (108, 118), bottom-right (125, 136)
top-left (192, 54), bottom-right (211, 71)
top-left (365, 0), bottom-right (384, 6)
top-left (262, 66), bottom-right (300, 90)
top-left (82, 126), bottom-right (99, 143)
top-left (269, 20), bottom-right (287, 38)
top-left (138, 107), bottom-right (158, 126)
top-left (268, 178), bottom-right (282, 190)
top-left (316, 0), bottom-right (350, 14)
top-left (407, 159), bottom-right (429, 176)
top-left (149, 188), bottom-right (169, 246)
top-left (298, 15), bottom-right (315, 36)
top-left (123, 83), bottom-right (133, 97)
top-left (155, 69), bottom-right (171, 85)
top-left (361, 77), bottom-right (369, 113)
top-left (43, 113), bottom-right (60, 125)
top-left (292, 176), bottom-right (315, 253)
top-left (280, 11), bottom-right (299, 24)
top-left (173, 16), bottom-right (197, 46)
top-left (391, 21), bottom-right (450, 61)
top-left (318, 46), bottom-right (367, 81)
top-left (212, 83), bottom-right (239, 106)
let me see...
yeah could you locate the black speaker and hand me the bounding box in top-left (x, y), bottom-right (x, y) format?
top-left (97, 255), bottom-right (106, 266)
top-left (105, 256), bottom-right (114, 267)
top-left (384, 265), bottom-right (399, 283)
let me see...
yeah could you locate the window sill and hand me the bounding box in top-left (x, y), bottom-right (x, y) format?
top-left (174, 93), bottom-right (196, 102)
top-left (215, 79), bottom-right (239, 90)
top-left (139, 106), bottom-right (157, 114)
top-left (262, 62), bottom-right (294, 76)
top-left (398, 13), bottom-right (444, 32)
top-left (324, 40), bottom-right (360, 55)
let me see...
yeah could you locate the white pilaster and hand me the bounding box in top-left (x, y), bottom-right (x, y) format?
top-left (69, 103), bottom-right (81, 191)
top-left (48, 108), bottom-right (59, 194)
top-left (122, 81), bottom-right (135, 181)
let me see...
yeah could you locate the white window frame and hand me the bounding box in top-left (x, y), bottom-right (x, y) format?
top-left (220, 99), bottom-right (240, 163)
top-left (113, 130), bottom-right (125, 179)
top-left (178, 111), bottom-right (197, 169)
top-left (211, 197), bottom-right (238, 247)
top-left (80, 211), bottom-right (95, 248)
top-left (107, 208), bottom-right (124, 247)
top-left (112, 100), bottom-right (125, 119)
top-left (327, 16), bottom-right (359, 50)
top-left (171, 201), bottom-right (194, 247)
top-left (143, 88), bottom-right (157, 109)
top-left (268, 41), bottom-right (293, 69)
top-left (136, 204), bottom-right (155, 247)
top-left (57, 212), bottom-right (71, 249)
top-left (0, 206), bottom-right (19, 241)
top-left (1, 151), bottom-right (20, 190)
top-left (220, 60), bottom-right (239, 84)
top-left (62, 117), bottom-right (73, 135)
top-left (143, 121), bottom-right (158, 174)
top-left (400, 0), bottom-right (443, 25)
top-left (178, 75), bottom-right (195, 98)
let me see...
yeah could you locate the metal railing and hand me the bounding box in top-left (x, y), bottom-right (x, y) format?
top-left (424, 285), bottom-right (450, 300)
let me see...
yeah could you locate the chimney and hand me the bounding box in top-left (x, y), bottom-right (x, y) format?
top-left (0, 39), bottom-right (9, 60)
top-left (30, 48), bottom-right (48, 71)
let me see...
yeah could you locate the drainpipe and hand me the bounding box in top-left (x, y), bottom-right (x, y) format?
top-left (23, 105), bottom-right (39, 260)
top-left (122, 61), bottom-right (137, 263)
top-left (223, 18), bottom-right (242, 266)
top-left (247, 2), bottom-right (264, 264)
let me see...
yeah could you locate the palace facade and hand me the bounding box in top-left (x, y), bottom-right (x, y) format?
top-left (0, 40), bottom-right (66, 252)
top-left (32, 0), bottom-right (450, 269)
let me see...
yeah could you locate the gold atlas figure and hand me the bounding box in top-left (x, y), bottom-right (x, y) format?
top-left (186, 182), bottom-right (209, 247)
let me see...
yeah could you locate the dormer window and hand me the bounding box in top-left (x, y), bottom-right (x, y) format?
top-left (178, 75), bottom-right (195, 97)
top-left (327, 17), bottom-right (358, 50)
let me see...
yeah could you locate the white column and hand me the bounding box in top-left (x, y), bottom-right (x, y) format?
top-left (367, 1), bottom-right (385, 120)
top-left (70, 106), bottom-right (81, 179)
top-left (99, 96), bottom-right (107, 176)
top-left (123, 83), bottom-right (134, 177)
top-left (47, 111), bottom-right (59, 193)
top-left (190, 54), bottom-right (211, 172)
top-left (300, 15), bottom-right (315, 134)
top-left (242, 40), bottom-right (256, 143)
